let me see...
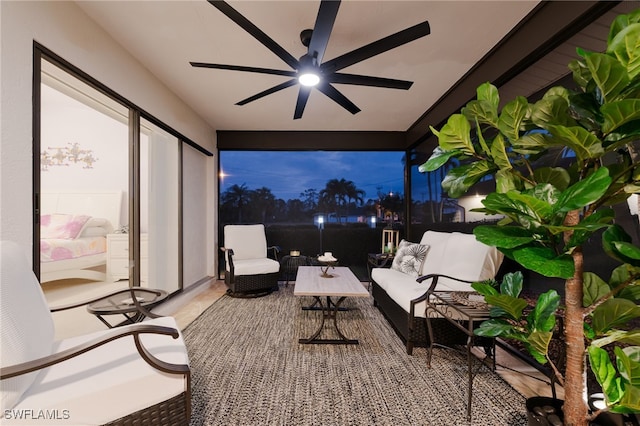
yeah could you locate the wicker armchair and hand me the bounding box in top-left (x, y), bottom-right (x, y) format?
top-left (222, 224), bottom-right (280, 297)
top-left (0, 241), bottom-right (191, 425)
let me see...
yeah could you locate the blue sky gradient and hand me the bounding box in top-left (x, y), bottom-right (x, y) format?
top-left (220, 151), bottom-right (406, 201)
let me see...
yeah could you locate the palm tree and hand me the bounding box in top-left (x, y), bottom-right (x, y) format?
top-left (344, 180), bottom-right (365, 219)
top-left (251, 187), bottom-right (276, 224)
top-left (300, 188), bottom-right (319, 214)
top-left (320, 178), bottom-right (364, 223)
top-left (221, 183), bottom-right (250, 223)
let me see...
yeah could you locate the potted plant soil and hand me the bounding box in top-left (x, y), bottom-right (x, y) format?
top-left (422, 9), bottom-right (640, 426)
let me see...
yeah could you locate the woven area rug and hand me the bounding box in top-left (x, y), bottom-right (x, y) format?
top-left (183, 284), bottom-right (527, 425)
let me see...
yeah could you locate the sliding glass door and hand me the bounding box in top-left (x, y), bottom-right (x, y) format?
top-left (140, 118), bottom-right (180, 293)
top-left (36, 52), bottom-right (183, 298)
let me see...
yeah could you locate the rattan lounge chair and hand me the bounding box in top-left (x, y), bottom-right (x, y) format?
top-left (222, 224), bottom-right (280, 297)
top-left (0, 241), bottom-right (191, 425)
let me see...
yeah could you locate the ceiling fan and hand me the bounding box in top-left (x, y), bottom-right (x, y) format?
top-left (191, 0), bottom-right (430, 119)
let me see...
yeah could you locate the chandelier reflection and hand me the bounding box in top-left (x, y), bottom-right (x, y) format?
top-left (41, 142), bottom-right (98, 171)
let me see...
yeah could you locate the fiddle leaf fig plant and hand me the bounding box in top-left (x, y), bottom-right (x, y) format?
top-left (422, 9), bottom-right (640, 426)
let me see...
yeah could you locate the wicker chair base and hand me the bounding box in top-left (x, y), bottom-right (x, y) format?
top-left (226, 287), bottom-right (274, 298)
top-left (372, 280), bottom-right (473, 354)
top-left (225, 271), bottom-right (279, 295)
top-left (103, 392), bottom-right (189, 426)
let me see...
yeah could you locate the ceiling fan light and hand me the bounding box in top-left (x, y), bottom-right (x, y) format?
top-left (299, 72), bottom-right (320, 87)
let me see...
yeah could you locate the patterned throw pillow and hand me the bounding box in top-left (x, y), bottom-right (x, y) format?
top-left (391, 239), bottom-right (430, 277)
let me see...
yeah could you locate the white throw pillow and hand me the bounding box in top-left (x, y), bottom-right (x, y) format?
top-left (391, 239), bottom-right (430, 277)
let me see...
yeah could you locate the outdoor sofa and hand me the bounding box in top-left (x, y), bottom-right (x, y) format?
top-left (371, 230), bottom-right (504, 355)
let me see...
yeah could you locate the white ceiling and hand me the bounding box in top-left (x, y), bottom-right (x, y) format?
top-left (75, 1), bottom-right (540, 132)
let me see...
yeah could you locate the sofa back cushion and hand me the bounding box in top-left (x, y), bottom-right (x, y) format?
top-left (224, 224), bottom-right (268, 262)
top-left (1, 241), bottom-right (55, 412)
top-left (419, 231), bottom-right (504, 291)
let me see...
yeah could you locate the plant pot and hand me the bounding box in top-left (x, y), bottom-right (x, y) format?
top-left (527, 396), bottom-right (640, 426)
top-left (527, 397), bottom-right (564, 426)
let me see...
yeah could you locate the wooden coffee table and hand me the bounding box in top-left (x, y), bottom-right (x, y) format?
top-left (294, 266), bottom-right (369, 344)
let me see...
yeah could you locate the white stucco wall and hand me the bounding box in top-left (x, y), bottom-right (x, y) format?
top-left (1, 1), bottom-right (217, 277)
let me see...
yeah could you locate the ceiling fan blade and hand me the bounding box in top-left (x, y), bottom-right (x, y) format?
top-left (307, 0), bottom-right (341, 65)
top-left (329, 73), bottom-right (413, 90)
top-left (293, 86), bottom-right (312, 120)
top-left (236, 79), bottom-right (298, 106)
top-left (208, 0), bottom-right (299, 70)
top-left (321, 20), bottom-right (430, 73)
top-left (190, 62), bottom-right (297, 77)
top-left (316, 82), bottom-right (361, 115)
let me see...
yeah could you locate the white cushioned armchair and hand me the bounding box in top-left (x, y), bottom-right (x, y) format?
top-left (0, 241), bottom-right (191, 425)
top-left (222, 224), bottom-right (280, 297)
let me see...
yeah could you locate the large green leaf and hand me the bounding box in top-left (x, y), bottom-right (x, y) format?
top-left (569, 58), bottom-right (592, 90)
top-left (591, 330), bottom-right (640, 348)
top-left (608, 9), bottom-right (640, 45)
top-left (585, 52), bottom-right (630, 103)
top-left (490, 133), bottom-right (512, 170)
top-left (613, 241), bottom-right (640, 267)
top-left (420, 146), bottom-right (460, 172)
top-left (603, 224), bottom-right (635, 264)
top-left (506, 191), bottom-right (553, 221)
top-left (474, 319), bottom-right (516, 338)
top-left (495, 169), bottom-right (521, 193)
top-left (533, 167), bottom-right (571, 191)
top-left (567, 208), bottom-right (615, 248)
top-left (441, 165), bottom-right (472, 198)
top-left (528, 330), bottom-right (553, 361)
top-left (531, 95), bottom-right (574, 127)
top-left (620, 331), bottom-right (640, 346)
top-left (554, 167), bottom-right (611, 213)
top-left (512, 246), bottom-right (574, 279)
top-left (473, 225), bottom-right (534, 249)
top-left (607, 23), bottom-right (640, 79)
top-left (616, 385), bottom-right (640, 413)
top-left (583, 272), bottom-right (611, 307)
top-left (527, 290), bottom-right (560, 332)
top-left (512, 132), bottom-right (550, 155)
top-left (500, 271), bottom-right (524, 298)
top-left (441, 161), bottom-right (495, 198)
top-left (485, 294), bottom-right (529, 321)
top-left (617, 346), bottom-right (640, 386)
top-left (471, 281), bottom-right (499, 297)
top-left (592, 298), bottom-right (640, 335)
top-left (546, 125), bottom-right (604, 160)
top-left (434, 114), bottom-right (475, 154)
top-left (589, 345), bottom-right (622, 404)
top-left (462, 100), bottom-right (499, 127)
top-left (601, 99), bottom-right (640, 134)
top-left (568, 91), bottom-right (602, 132)
top-left (498, 96), bottom-right (529, 142)
top-left (476, 82), bottom-right (500, 110)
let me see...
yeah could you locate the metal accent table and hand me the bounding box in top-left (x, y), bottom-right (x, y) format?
top-left (280, 255), bottom-right (312, 285)
top-left (87, 288), bottom-right (168, 328)
top-left (366, 252), bottom-right (394, 290)
top-left (425, 290), bottom-right (495, 422)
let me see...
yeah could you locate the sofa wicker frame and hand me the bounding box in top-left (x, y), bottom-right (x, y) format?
top-left (372, 274), bottom-right (492, 356)
top-left (223, 245), bottom-right (280, 297)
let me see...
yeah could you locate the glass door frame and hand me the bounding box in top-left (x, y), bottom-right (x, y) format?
top-left (33, 42), bottom-right (212, 293)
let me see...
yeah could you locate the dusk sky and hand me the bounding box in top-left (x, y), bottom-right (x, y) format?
top-left (219, 151), bottom-right (405, 201)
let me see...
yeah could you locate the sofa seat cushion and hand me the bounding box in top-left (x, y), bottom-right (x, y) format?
top-left (230, 258), bottom-right (280, 276)
top-left (6, 316), bottom-right (188, 425)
